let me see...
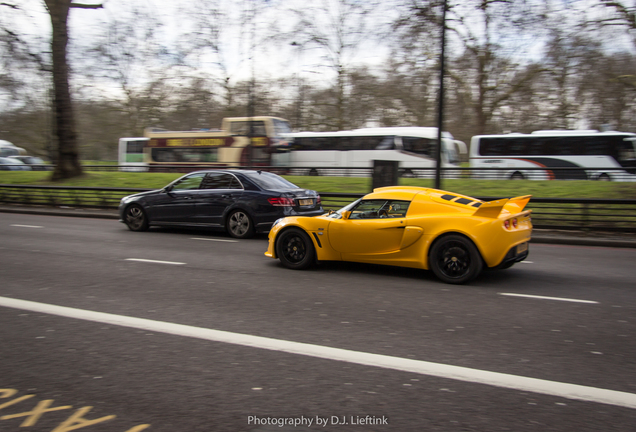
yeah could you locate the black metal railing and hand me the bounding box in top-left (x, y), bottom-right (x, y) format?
top-left (2, 185), bottom-right (636, 232)
top-left (3, 163), bottom-right (636, 181)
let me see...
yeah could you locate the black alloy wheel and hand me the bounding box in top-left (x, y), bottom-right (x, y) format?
top-left (227, 210), bottom-right (255, 239)
top-left (429, 234), bottom-right (482, 284)
top-left (124, 204), bottom-right (149, 232)
top-left (276, 228), bottom-right (315, 270)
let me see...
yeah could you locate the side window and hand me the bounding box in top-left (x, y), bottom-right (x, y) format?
top-left (172, 173), bottom-right (206, 191)
top-left (349, 200), bottom-right (410, 219)
top-left (201, 173), bottom-right (243, 189)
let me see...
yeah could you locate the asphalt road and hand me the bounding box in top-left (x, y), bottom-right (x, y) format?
top-left (1, 213), bottom-right (635, 432)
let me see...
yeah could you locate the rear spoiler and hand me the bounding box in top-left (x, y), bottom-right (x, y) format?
top-left (473, 195), bottom-right (531, 219)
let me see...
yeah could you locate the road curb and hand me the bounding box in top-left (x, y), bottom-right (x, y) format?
top-left (2, 205), bottom-right (635, 248)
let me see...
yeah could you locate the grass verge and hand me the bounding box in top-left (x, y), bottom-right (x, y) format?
top-left (1, 169), bottom-right (635, 199)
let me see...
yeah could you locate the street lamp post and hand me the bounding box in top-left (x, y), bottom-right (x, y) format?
top-left (435, 0), bottom-right (448, 190)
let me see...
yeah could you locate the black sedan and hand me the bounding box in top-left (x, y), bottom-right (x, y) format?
top-left (119, 170), bottom-right (324, 238)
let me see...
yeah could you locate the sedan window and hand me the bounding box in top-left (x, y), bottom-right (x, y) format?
top-left (171, 173), bottom-right (206, 191)
top-left (201, 173), bottom-right (243, 189)
top-left (349, 199), bottom-right (410, 219)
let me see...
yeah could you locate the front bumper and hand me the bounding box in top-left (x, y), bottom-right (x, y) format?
top-left (255, 209), bottom-right (325, 233)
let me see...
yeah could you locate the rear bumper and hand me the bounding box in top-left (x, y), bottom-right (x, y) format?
top-left (495, 242), bottom-right (529, 268)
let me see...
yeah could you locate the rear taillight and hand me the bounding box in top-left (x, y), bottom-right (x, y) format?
top-left (268, 197), bottom-right (295, 207)
top-left (504, 218), bottom-right (518, 230)
top-left (316, 195), bottom-right (321, 205)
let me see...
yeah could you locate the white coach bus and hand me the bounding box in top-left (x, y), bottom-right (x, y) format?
top-left (273, 127), bottom-right (466, 177)
top-left (469, 130), bottom-right (636, 181)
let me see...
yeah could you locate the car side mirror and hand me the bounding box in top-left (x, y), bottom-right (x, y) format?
top-left (341, 210), bottom-right (352, 220)
top-left (163, 185), bottom-right (173, 193)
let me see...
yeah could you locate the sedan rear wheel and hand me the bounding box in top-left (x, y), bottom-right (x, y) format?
top-left (227, 210), bottom-right (255, 239)
top-left (124, 204), bottom-right (149, 232)
top-left (429, 234), bottom-right (482, 284)
top-left (276, 228), bottom-right (315, 270)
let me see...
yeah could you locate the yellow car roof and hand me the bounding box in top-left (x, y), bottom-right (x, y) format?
top-left (367, 186), bottom-right (486, 213)
top-left (366, 186), bottom-right (429, 201)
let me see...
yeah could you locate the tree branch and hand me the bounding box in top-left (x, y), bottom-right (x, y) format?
top-left (70, 2), bottom-right (104, 9)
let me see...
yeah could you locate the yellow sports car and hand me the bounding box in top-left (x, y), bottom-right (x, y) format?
top-left (265, 186), bottom-right (532, 284)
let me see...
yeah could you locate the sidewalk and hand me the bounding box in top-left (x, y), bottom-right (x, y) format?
top-left (2, 204), bottom-right (635, 248)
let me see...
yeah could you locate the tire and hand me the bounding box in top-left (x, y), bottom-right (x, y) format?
top-left (308, 168), bottom-right (319, 176)
top-left (227, 210), bottom-right (255, 239)
top-left (276, 228), bottom-right (315, 270)
top-left (428, 234), bottom-right (483, 284)
top-left (124, 204), bottom-right (149, 232)
top-left (510, 171), bottom-right (524, 180)
top-left (597, 173), bottom-right (611, 182)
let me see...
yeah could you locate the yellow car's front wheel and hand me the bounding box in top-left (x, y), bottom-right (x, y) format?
top-left (276, 228), bottom-right (315, 270)
top-left (429, 234), bottom-right (483, 284)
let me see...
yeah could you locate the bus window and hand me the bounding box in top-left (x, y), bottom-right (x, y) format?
top-left (230, 121), bottom-right (267, 136)
top-left (376, 136), bottom-right (396, 150)
top-left (151, 147), bottom-right (218, 163)
top-left (527, 138), bottom-right (544, 155)
top-left (508, 138), bottom-right (526, 156)
top-left (402, 137), bottom-right (436, 158)
top-left (618, 139), bottom-right (636, 162)
top-left (480, 138), bottom-right (504, 156)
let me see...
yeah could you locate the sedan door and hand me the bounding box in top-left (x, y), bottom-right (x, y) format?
top-left (191, 172), bottom-right (244, 225)
top-left (146, 172), bottom-right (205, 223)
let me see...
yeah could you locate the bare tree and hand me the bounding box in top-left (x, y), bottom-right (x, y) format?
top-left (397, 0), bottom-right (548, 136)
top-left (43, 0), bottom-right (103, 180)
top-left (286, 0), bottom-right (383, 131)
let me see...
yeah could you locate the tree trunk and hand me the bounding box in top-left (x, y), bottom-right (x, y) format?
top-left (46, 0), bottom-right (83, 181)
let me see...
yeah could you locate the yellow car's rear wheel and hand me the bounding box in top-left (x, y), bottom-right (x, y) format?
top-left (429, 234), bottom-right (482, 284)
top-left (276, 228), bottom-right (315, 270)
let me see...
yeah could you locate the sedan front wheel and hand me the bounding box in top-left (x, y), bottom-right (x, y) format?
top-left (124, 204), bottom-right (149, 232)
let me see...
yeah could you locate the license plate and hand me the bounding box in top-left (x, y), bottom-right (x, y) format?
top-left (299, 199), bottom-right (313, 206)
top-left (517, 242), bottom-right (528, 254)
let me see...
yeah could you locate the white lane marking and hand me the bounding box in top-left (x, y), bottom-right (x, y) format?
top-left (499, 293), bottom-right (599, 304)
top-left (11, 224), bottom-right (43, 229)
top-left (125, 258), bottom-right (186, 266)
top-left (520, 261), bottom-right (533, 264)
top-left (191, 238), bottom-right (238, 243)
top-left (1, 297), bottom-right (633, 409)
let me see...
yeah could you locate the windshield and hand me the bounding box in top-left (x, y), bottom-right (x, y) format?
top-left (445, 139), bottom-right (459, 165)
top-left (273, 119), bottom-right (292, 136)
top-left (619, 138), bottom-right (636, 164)
top-left (325, 199), bottom-right (361, 219)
